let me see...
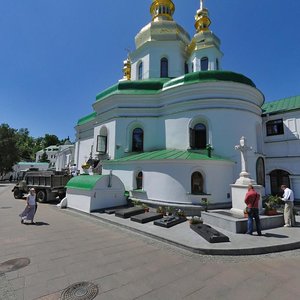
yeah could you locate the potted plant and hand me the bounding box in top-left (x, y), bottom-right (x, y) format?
top-left (142, 203), bottom-right (149, 212)
top-left (156, 206), bottom-right (166, 215)
top-left (201, 198), bottom-right (210, 212)
top-left (189, 216), bottom-right (203, 225)
top-left (165, 206), bottom-right (173, 216)
top-left (264, 195), bottom-right (281, 216)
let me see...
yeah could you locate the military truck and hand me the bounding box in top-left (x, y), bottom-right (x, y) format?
top-left (12, 170), bottom-right (71, 202)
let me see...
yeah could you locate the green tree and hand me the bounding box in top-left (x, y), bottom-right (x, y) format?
top-left (16, 128), bottom-right (36, 161)
top-left (43, 134), bottom-right (60, 148)
top-left (39, 150), bottom-right (50, 163)
top-left (0, 124), bottom-right (19, 174)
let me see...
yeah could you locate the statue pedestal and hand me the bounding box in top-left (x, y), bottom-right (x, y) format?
top-left (231, 179), bottom-right (264, 215)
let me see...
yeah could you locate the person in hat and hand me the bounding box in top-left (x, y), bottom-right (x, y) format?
top-left (19, 188), bottom-right (37, 224)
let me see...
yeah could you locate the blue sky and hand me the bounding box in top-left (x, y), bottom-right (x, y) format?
top-left (1, 0), bottom-right (300, 140)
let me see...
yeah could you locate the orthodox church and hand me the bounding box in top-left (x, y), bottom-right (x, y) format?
top-left (73, 0), bottom-right (300, 211)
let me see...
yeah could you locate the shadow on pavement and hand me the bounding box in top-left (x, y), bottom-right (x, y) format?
top-left (263, 233), bottom-right (289, 238)
top-left (24, 222), bottom-right (50, 226)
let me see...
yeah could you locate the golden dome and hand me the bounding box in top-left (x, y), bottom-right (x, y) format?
top-left (150, 0), bottom-right (175, 21)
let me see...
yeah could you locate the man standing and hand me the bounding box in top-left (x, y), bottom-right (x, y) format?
top-left (281, 185), bottom-right (295, 227)
top-left (245, 184), bottom-right (262, 236)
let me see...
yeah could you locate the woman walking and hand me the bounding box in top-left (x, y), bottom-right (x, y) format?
top-left (19, 188), bottom-right (36, 224)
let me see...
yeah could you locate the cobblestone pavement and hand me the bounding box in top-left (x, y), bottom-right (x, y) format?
top-left (1, 182), bottom-right (300, 300)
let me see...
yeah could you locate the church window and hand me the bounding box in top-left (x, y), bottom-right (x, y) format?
top-left (162, 6), bottom-right (166, 14)
top-left (136, 171), bottom-right (143, 190)
top-left (138, 62), bottom-right (143, 80)
top-left (266, 119), bottom-right (284, 136)
top-left (97, 126), bottom-right (108, 154)
top-left (160, 57), bottom-right (169, 78)
top-left (190, 123), bottom-right (207, 149)
top-left (132, 128), bottom-right (144, 152)
top-left (191, 172), bottom-right (204, 194)
top-left (184, 62), bottom-right (189, 74)
top-left (216, 58), bottom-right (219, 70)
top-left (201, 57), bottom-right (209, 71)
top-left (270, 169), bottom-right (290, 196)
top-left (97, 135), bottom-right (107, 154)
top-left (256, 157), bottom-right (265, 187)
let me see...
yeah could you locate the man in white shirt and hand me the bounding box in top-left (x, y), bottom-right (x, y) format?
top-left (281, 185), bottom-right (295, 227)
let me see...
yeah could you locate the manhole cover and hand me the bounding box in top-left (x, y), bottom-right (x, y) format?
top-left (0, 258), bottom-right (30, 273)
top-left (61, 282), bottom-right (99, 300)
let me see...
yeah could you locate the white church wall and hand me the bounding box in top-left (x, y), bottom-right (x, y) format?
top-left (114, 118), bottom-right (165, 155)
top-left (76, 138), bottom-right (94, 173)
top-left (131, 42), bottom-right (186, 80)
top-left (93, 121), bottom-right (116, 159)
top-left (103, 160), bottom-right (234, 205)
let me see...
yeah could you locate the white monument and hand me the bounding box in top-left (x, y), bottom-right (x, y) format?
top-left (231, 136), bottom-right (263, 215)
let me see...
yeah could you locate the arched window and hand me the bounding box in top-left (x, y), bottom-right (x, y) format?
top-left (184, 62), bottom-right (189, 74)
top-left (97, 126), bottom-right (108, 154)
top-left (191, 172), bottom-right (204, 194)
top-left (136, 171), bottom-right (143, 190)
top-left (132, 128), bottom-right (144, 152)
top-left (160, 57), bottom-right (168, 78)
top-left (269, 169), bottom-right (290, 196)
top-left (201, 57), bottom-right (209, 71)
top-left (256, 157), bottom-right (265, 187)
top-left (190, 123), bottom-right (207, 149)
top-left (138, 62), bottom-right (143, 80)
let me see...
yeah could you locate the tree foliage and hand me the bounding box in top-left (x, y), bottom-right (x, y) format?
top-left (0, 124), bottom-right (19, 174)
top-left (0, 123), bottom-right (70, 173)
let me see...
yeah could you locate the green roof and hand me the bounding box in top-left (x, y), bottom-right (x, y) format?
top-left (17, 162), bottom-right (49, 165)
top-left (77, 112), bottom-right (97, 126)
top-left (104, 149), bottom-right (231, 163)
top-left (262, 95), bottom-right (300, 115)
top-left (96, 78), bottom-right (169, 102)
top-left (94, 71), bottom-right (255, 103)
top-left (66, 175), bottom-right (105, 190)
top-left (164, 70), bottom-right (256, 89)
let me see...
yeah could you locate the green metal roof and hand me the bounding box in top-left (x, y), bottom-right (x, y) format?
top-left (95, 79), bottom-right (169, 102)
top-left (66, 175), bottom-right (105, 190)
top-left (94, 71), bottom-right (256, 103)
top-left (163, 70), bottom-right (256, 89)
top-left (77, 112), bottom-right (97, 126)
top-left (17, 162), bottom-right (49, 165)
top-left (262, 95), bottom-right (300, 115)
top-left (104, 149), bottom-right (231, 163)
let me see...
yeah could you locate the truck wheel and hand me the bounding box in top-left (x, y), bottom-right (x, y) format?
top-left (13, 188), bottom-right (22, 199)
top-left (36, 190), bottom-right (47, 203)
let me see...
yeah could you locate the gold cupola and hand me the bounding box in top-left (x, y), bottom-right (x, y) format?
top-left (122, 58), bottom-right (131, 81)
top-left (194, 0), bottom-right (211, 33)
top-left (150, 0), bottom-right (175, 21)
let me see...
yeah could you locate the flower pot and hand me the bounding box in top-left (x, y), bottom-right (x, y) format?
top-left (265, 209), bottom-right (277, 216)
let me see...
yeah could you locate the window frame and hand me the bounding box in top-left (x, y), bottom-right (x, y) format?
top-left (266, 119), bottom-right (284, 136)
top-left (96, 135), bottom-right (108, 154)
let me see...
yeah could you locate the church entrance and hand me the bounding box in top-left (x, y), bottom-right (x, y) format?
top-left (269, 169), bottom-right (290, 196)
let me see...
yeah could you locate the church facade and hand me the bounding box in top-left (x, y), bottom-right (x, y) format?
top-left (74, 0), bottom-right (300, 210)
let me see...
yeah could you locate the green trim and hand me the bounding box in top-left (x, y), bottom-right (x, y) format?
top-left (262, 95), bottom-right (300, 115)
top-left (77, 112), bottom-right (97, 126)
top-left (17, 162), bottom-right (49, 165)
top-left (94, 71), bottom-right (255, 103)
top-left (163, 71), bottom-right (256, 89)
top-left (96, 79), bottom-right (169, 102)
top-left (104, 149), bottom-right (231, 163)
top-left (66, 175), bottom-right (105, 191)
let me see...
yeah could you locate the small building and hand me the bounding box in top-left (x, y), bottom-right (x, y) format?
top-left (66, 174), bottom-right (126, 213)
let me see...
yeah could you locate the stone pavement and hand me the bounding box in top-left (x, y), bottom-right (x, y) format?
top-left (1, 182), bottom-right (300, 300)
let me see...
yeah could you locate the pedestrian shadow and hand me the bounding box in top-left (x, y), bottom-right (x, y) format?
top-left (24, 222), bottom-right (49, 226)
top-left (263, 233), bottom-right (289, 238)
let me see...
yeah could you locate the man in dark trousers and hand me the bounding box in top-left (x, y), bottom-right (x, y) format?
top-left (245, 184), bottom-right (262, 236)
